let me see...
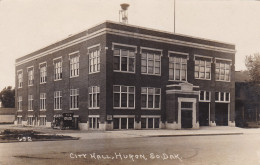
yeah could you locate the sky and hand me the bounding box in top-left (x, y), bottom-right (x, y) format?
top-left (0, 0), bottom-right (260, 90)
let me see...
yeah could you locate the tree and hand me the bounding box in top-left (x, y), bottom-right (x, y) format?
top-left (245, 53), bottom-right (260, 82)
top-left (0, 86), bottom-right (15, 108)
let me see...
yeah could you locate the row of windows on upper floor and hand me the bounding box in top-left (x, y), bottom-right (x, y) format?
top-left (17, 84), bottom-right (230, 112)
top-left (16, 44), bottom-right (233, 88)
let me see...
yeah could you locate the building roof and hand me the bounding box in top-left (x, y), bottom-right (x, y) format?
top-left (235, 71), bottom-right (250, 82)
top-left (16, 21), bottom-right (236, 66)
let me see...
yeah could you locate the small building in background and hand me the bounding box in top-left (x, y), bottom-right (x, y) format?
top-left (235, 71), bottom-right (260, 127)
top-left (0, 108), bottom-right (16, 124)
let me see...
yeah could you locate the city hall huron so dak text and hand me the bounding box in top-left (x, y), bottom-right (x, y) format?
top-left (15, 21), bottom-right (236, 130)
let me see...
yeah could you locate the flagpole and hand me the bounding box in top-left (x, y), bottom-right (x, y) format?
top-left (174, 0), bottom-right (176, 33)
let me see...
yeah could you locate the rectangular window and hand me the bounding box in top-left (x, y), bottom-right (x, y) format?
top-left (39, 117), bottom-right (46, 126)
top-left (141, 51), bottom-right (161, 75)
top-left (17, 117), bottom-right (22, 124)
top-left (54, 60), bottom-right (62, 80)
top-left (113, 48), bottom-right (135, 72)
top-left (194, 58), bottom-right (211, 80)
top-left (40, 93), bottom-right (46, 110)
top-left (215, 92), bottom-right (230, 102)
top-left (113, 117), bottom-right (135, 129)
top-left (70, 89), bottom-right (79, 110)
top-left (216, 61), bottom-right (231, 81)
top-left (18, 96), bottom-right (22, 111)
top-left (141, 87), bottom-right (161, 109)
top-left (89, 49), bottom-right (100, 73)
top-left (70, 54), bottom-right (79, 77)
top-left (39, 64), bottom-right (47, 83)
top-left (89, 117), bottom-right (99, 129)
top-left (141, 117), bottom-right (160, 129)
top-left (17, 71), bottom-right (23, 88)
top-left (89, 86), bottom-right (100, 108)
top-left (28, 117), bottom-right (33, 125)
top-left (199, 91), bottom-right (211, 102)
top-left (28, 95), bottom-right (33, 111)
top-left (113, 85), bottom-right (135, 108)
top-left (28, 68), bottom-right (34, 86)
top-left (54, 91), bottom-right (62, 110)
top-left (169, 56), bottom-right (187, 81)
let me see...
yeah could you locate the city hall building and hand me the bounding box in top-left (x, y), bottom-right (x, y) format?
top-left (15, 21), bottom-right (236, 130)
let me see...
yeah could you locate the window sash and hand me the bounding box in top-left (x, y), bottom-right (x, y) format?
top-left (89, 50), bottom-right (100, 73)
top-left (215, 92), bottom-right (230, 102)
top-left (89, 86), bottom-right (100, 108)
top-left (194, 59), bottom-right (211, 79)
top-left (141, 87), bottom-right (161, 109)
top-left (54, 61), bottom-right (62, 80)
top-left (70, 89), bottom-right (79, 109)
top-left (216, 62), bottom-right (231, 81)
top-left (70, 56), bottom-right (79, 77)
top-left (40, 66), bottom-right (47, 83)
top-left (141, 52), bottom-right (161, 75)
top-left (40, 93), bottom-right (46, 110)
top-left (113, 48), bottom-right (135, 72)
top-left (169, 57), bottom-right (187, 81)
top-left (113, 85), bottom-right (135, 108)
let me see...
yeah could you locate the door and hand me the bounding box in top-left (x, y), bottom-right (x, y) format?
top-left (199, 102), bottom-right (209, 126)
top-left (181, 110), bottom-right (192, 128)
top-left (215, 103), bottom-right (228, 126)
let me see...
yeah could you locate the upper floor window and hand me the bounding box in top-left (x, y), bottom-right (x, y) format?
top-left (113, 48), bottom-right (135, 73)
top-left (27, 67), bottom-right (34, 86)
top-left (215, 92), bottom-right (230, 102)
top-left (40, 93), bottom-right (46, 110)
top-left (39, 63), bottom-right (47, 84)
top-left (113, 85), bottom-right (135, 108)
top-left (89, 45), bottom-right (100, 73)
top-left (215, 60), bottom-right (231, 81)
top-left (18, 96), bottom-right (22, 111)
top-left (141, 87), bottom-right (161, 109)
top-left (199, 91), bottom-right (210, 102)
top-left (194, 56), bottom-right (212, 80)
top-left (89, 86), bottom-right (100, 109)
top-left (169, 54), bottom-right (187, 81)
top-left (28, 95), bottom-right (33, 110)
top-left (69, 52), bottom-right (79, 78)
top-left (54, 91), bottom-right (62, 110)
top-left (17, 71), bottom-right (23, 88)
top-left (141, 48), bottom-right (161, 75)
top-left (54, 59), bottom-right (62, 80)
top-left (70, 89), bottom-right (79, 110)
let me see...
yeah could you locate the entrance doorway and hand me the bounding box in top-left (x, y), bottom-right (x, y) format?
top-left (181, 110), bottom-right (192, 128)
top-left (215, 103), bottom-right (228, 126)
top-left (199, 102), bottom-right (209, 126)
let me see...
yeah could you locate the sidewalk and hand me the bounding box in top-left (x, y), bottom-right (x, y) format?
top-left (2, 124), bottom-right (260, 140)
top-left (60, 126), bottom-right (260, 140)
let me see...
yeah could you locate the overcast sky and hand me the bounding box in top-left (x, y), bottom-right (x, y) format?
top-left (0, 0), bottom-right (260, 90)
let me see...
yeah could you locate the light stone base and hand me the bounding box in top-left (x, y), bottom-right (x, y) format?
top-left (14, 120), bottom-right (18, 125)
top-left (21, 121), bottom-right (27, 126)
top-left (210, 121), bottom-right (216, 127)
top-left (79, 123), bottom-right (89, 130)
top-left (135, 121), bottom-right (141, 130)
top-left (99, 123), bottom-right (106, 131)
top-left (160, 122), bottom-right (166, 129)
top-left (166, 121), bottom-right (181, 130)
top-left (46, 122), bottom-right (52, 127)
top-left (193, 122), bottom-right (200, 129)
top-left (105, 122), bottom-right (113, 130)
top-left (228, 121), bottom-right (236, 127)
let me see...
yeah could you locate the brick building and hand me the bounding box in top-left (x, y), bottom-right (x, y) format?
top-left (14, 21), bottom-right (236, 130)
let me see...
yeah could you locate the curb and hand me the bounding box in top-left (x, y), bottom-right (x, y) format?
top-left (146, 132), bottom-right (243, 137)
